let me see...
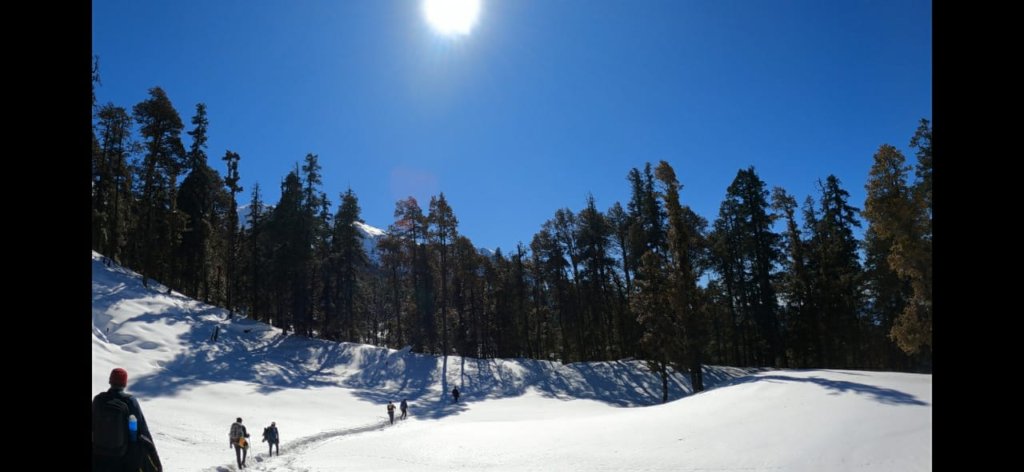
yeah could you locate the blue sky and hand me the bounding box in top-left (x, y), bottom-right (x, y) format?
top-left (93, 0), bottom-right (931, 252)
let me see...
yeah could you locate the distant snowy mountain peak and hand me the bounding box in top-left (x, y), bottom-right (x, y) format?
top-left (354, 221), bottom-right (384, 262)
top-left (355, 221), bottom-right (385, 238)
top-left (236, 202), bottom-right (272, 230)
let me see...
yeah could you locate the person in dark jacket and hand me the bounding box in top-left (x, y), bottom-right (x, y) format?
top-left (262, 421), bottom-right (280, 456)
top-left (92, 367), bottom-right (163, 471)
top-left (451, 386), bottom-right (460, 403)
top-left (400, 399), bottom-right (408, 420)
top-left (387, 401), bottom-right (396, 425)
top-left (229, 417), bottom-right (250, 468)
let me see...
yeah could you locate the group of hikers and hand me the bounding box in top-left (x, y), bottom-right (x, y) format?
top-left (94, 367), bottom-right (465, 470)
top-left (386, 398), bottom-right (409, 425)
top-left (228, 416), bottom-right (280, 469)
top-left (91, 367), bottom-right (279, 471)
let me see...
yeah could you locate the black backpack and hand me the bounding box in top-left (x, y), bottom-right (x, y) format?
top-left (94, 392), bottom-right (131, 457)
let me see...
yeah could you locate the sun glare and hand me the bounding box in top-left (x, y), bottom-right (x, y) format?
top-left (423, 0), bottom-right (481, 37)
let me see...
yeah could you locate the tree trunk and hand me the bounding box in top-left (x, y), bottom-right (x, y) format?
top-left (660, 363), bottom-right (669, 403)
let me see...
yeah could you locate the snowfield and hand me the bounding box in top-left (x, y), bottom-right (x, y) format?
top-left (91, 252), bottom-right (931, 471)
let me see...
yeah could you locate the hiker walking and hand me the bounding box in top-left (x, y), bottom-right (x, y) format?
top-left (400, 399), bottom-right (409, 420)
top-left (229, 417), bottom-right (250, 469)
top-left (262, 421), bottom-right (280, 456)
top-left (387, 401), bottom-right (396, 425)
top-left (452, 386), bottom-right (460, 403)
top-left (92, 367), bottom-right (163, 471)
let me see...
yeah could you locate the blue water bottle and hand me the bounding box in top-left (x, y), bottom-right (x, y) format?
top-left (128, 414), bottom-right (138, 442)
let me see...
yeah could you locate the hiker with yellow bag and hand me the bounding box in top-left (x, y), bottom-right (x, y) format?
top-left (229, 417), bottom-right (251, 469)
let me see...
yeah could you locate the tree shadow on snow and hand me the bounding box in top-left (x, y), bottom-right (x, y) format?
top-left (725, 374), bottom-right (929, 406)
top-left (96, 256), bottom-right (759, 411)
top-left (126, 317), bottom-right (345, 398)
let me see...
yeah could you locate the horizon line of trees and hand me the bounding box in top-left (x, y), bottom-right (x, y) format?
top-left (92, 71), bottom-right (932, 401)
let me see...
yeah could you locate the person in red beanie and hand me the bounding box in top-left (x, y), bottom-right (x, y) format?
top-left (93, 367), bottom-right (163, 471)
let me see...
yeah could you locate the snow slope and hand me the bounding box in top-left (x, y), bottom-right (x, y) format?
top-left (91, 252), bottom-right (931, 471)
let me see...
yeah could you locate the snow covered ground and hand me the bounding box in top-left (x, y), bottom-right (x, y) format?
top-left (91, 252), bottom-right (931, 471)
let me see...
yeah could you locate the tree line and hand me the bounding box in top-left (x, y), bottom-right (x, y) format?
top-left (92, 74), bottom-right (932, 401)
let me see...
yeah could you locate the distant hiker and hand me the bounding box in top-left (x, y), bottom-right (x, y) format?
top-left (229, 417), bottom-right (251, 469)
top-left (400, 399), bottom-right (408, 420)
top-left (387, 401), bottom-right (396, 425)
top-left (262, 421), bottom-right (280, 456)
top-left (210, 325), bottom-right (220, 342)
top-left (93, 368), bottom-right (163, 472)
top-left (452, 386), bottom-right (460, 403)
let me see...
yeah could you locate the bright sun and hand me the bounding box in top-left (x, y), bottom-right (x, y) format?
top-left (422, 0), bottom-right (481, 37)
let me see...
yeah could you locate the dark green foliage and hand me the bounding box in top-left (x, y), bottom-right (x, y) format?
top-left (92, 104), bottom-right (134, 263)
top-left (222, 150), bottom-right (243, 314)
top-left (575, 195), bottom-right (616, 360)
top-left (266, 171), bottom-right (311, 334)
top-left (176, 159), bottom-right (228, 302)
top-left (176, 103), bottom-right (231, 303)
top-left (245, 183), bottom-right (267, 321)
top-left (709, 167), bottom-right (781, 367)
top-left (131, 87), bottom-right (186, 287)
top-left (805, 175), bottom-right (863, 368)
top-left (329, 189), bottom-right (369, 341)
top-left (770, 187), bottom-right (812, 367)
top-left (94, 84), bottom-right (930, 382)
top-left (393, 197), bottom-right (434, 353)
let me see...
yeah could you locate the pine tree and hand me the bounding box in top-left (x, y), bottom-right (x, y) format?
top-left (805, 176), bottom-right (863, 367)
top-left (575, 195), bottom-right (615, 359)
top-left (863, 123), bottom-right (932, 361)
top-left (300, 154), bottom-right (329, 337)
top-left (606, 202), bottom-right (639, 356)
top-left (428, 193), bottom-right (459, 356)
top-left (176, 103), bottom-right (227, 301)
top-left (709, 167), bottom-right (781, 366)
top-left (222, 150), bottom-right (243, 314)
top-left (634, 248), bottom-right (675, 403)
top-left (451, 235), bottom-right (482, 356)
top-left (131, 87), bottom-right (186, 287)
top-left (771, 187), bottom-right (812, 367)
top-left (393, 197), bottom-right (434, 352)
top-left (631, 161), bottom-right (679, 402)
top-left (267, 170), bottom-right (308, 333)
top-left (550, 208), bottom-right (583, 361)
top-left (862, 226), bottom-right (912, 369)
top-left (655, 161), bottom-right (706, 392)
top-left (246, 182), bottom-right (267, 321)
top-left (377, 232), bottom-right (406, 347)
top-left (627, 163), bottom-right (666, 259)
top-left (93, 104), bottom-right (134, 262)
top-left (531, 226), bottom-right (571, 361)
top-left (331, 189), bottom-right (369, 341)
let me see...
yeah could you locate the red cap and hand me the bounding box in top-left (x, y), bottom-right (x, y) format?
top-left (109, 368), bottom-right (128, 388)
